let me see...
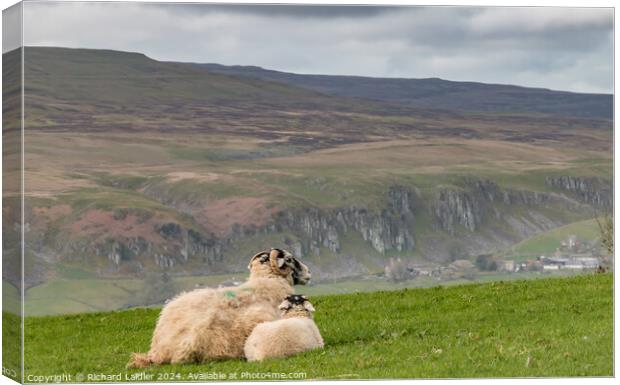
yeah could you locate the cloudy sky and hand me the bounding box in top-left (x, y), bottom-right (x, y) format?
top-left (9, 2), bottom-right (615, 93)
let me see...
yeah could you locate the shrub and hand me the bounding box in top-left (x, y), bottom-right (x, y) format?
top-left (385, 258), bottom-right (413, 282)
top-left (475, 254), bottom-right (498, 271)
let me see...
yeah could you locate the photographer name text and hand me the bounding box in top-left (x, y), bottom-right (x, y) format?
top-left (26, 371), bottom-right (307, 382)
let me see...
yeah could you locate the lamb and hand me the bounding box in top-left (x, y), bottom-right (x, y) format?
top-left (244, 294), bottom-right (324, 361)
top-left (127, 248), bottom-right (310, 368)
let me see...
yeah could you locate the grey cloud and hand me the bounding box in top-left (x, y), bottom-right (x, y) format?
top-left (21, 2), bottom-right (613, 93)
top-left (155, 3), bottom-right (397, 18)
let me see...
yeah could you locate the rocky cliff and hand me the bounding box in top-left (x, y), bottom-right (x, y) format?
top-left (275, 186), bottom-right (415, 256)
top-left (432, 178), bottom-right (567, 234)
top-left (23, 176), bottom-right (609, 282)
top-left (545, 176), bottom-right (612, 208)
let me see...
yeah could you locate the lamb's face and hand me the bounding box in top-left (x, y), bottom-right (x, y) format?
top-left (279, 294), bottom-right (315, 318)
top-left (248, 248), bottom-right (311, 285)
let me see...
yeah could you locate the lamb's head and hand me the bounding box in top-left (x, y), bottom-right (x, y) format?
top-left (278, 294), bottom-right (315, 318)
top-left (248, 248), bottom-right (311, 285)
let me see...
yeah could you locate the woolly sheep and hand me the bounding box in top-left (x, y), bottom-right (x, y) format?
top-left (128, 248), bottom-right (310, 368)
top-left (244, 294), bottom-right (324, 361)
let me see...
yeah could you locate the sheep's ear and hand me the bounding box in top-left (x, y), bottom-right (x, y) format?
top-left (271, 248), bottom-right (287, 268)
top-left (303, 302), bottom-right (315, 312)
top-left (277, 255), bottom-right (286, 268)
top-left (278, 300), bottom-right (292, 310)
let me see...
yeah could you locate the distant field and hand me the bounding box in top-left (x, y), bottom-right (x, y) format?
top-left (510, 219), bottom-right (601, 257)
top-left (3, 281), bottom-right (21, 315)
top-left (23, 273), bottom-right (242, 316)
top-left (24, 132), bottom-right (612, 205)
top-left (21, 269), bottom-right (583, 316)
top-left (22, 274), bottom-right (613, 379)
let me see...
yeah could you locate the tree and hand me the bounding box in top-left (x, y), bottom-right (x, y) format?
top-left (475, 254), bottom-right (498, 271)
top-left (595, 212), bottom-right (613, 269)
top-left (596, 213), bottom-right (613, 256)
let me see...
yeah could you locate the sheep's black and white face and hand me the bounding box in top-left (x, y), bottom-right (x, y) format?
top-left (247, 248), bottom-right (311, 285)
top-left (279, 294), bottom-right (315, 316)
top-left (277, 249), bottom-right (311, 285)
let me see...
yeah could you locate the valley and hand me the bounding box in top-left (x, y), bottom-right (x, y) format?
top-left (1, 47), bottom-right (612, 315)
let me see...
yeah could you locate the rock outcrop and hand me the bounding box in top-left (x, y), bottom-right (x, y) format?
top-left (275, 186), bottom-right (415, 255)
top-left (545, 176), bottom-right (612, 208)
top-left (23, 177), bottom-right (607, 280)
top-left (432, 179), bottom-right (561, 235)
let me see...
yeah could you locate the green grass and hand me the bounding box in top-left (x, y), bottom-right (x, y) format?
top-left (92, 173), bottom-right (150, 190)
top-left (169, 143), bottom-right (301, 163)
top-left (25, 279), bottom-right (137, 315)
top-left (57, 188), bottom-right (175, 213)
top-left (22, 274), bottom-right (612, 380)
top-left (55, 265), bottom-right (100, 280)
top-left (2, 312), bottom-right (22, 382)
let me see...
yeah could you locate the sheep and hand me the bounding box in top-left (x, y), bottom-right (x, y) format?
top-left (127, 248), bottom-right (311, 368)
top-left (244, 294), bottom-right (324, 362)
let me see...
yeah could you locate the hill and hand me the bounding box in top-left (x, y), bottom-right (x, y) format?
top-left (14, 274), bottom-right (612, 380)
top-left (20, 46), bottom-right (384, 141)
top-left (202, 63), bottom-right (613, 119)
top-left (22, 47), bottom-right (357, 107)
top-left (3, 47), bottom-right (612, 312)
top-left (17, 47), bottom-right (612, 147)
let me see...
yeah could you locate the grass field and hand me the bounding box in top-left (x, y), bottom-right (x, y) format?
top-left (18, 273), bottom-right (612, 380)
top-left (510, 219), bottom-right (601, 257)
top-left (20, 268), bottom-right (584, 316)
top-left (23, 273), bottom-right (243, 316)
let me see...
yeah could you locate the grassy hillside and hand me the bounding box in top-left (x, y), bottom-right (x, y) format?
top-left (23, 47), bottom-right (345, 107)
top-left (202, 63), bottom-right (613, 119)
top-left (22, 273), bottom-right (242, 316)
top-left (510, 219), bottom-right (602, 257)
top-left (20, 47), bottom-right (612, 147)
top-left (21, 274), bottom-right (612, 379)
top-left (20, 128), bottom-right (611, 288)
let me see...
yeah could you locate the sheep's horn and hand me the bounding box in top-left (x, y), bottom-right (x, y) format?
top-left (247, 251), bottom-right (269, 269)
